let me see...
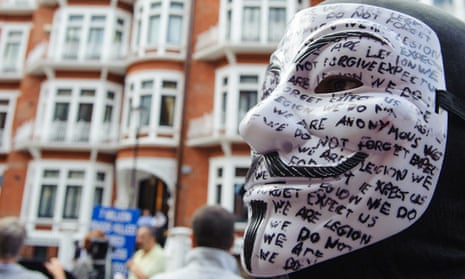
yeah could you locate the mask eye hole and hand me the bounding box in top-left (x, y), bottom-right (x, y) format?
top-left (315, 76), bottom-right (363, 93)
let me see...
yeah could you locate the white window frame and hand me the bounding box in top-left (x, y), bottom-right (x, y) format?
top-left (35, 80), bottom-right (122, 144)
top-left (48, 7), bottom-right (130, 62)
top-left (22, 160), bottom-right (113, 227)
top-left (214, 64), bottom-right (265, 136)
top-left (123, 70), bottom-right (183, 145)
top-left (132, 0), bottom-right (189, 58)
top-left (208, 156), bottom-right (251, 228)
top-left (219, 0), bottom-right (290, 44)
top-left (0, 23), bottom-right (30, 78)
top-left (0, 91), bottom-right (18, 152)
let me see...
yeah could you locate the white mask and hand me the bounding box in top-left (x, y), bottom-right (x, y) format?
top-left (239, 3), bottom-right (447, 277)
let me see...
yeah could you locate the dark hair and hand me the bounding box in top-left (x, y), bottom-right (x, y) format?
top-left (192, 205), bottom-right (235, 250)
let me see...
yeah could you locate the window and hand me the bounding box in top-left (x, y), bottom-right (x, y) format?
top-left (36, 80), bottom-right (121, 144)
top-left (132, 0), bottom-right (188, 56)
top-left (222, 0), bottom-right (287, 44)
top-left (124, 71), bottom-right (183, 141)
top-left (51, 7), bottom-right (130, 62)
top-left (30, 162), bottom-right (112, 222)
top-left (215, 65), bottom-right (265, 136)
top-left (38, 184), bottom-right (57, 218)
top-left (0, 92), bottom-right (17, 151)
top-left (0, 23), bottom-right (29, 75)
top-left (63, 185), bottom-right (82, 219)
top-left (93, 172), bottom-right (106, 207)
top-left (209, 157), bottom-right (251, 224)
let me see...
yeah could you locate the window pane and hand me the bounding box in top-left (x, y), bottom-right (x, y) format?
top-left (234, 183), bottom-right (248, 222)
top-left (159, 95), bottom-right (176, 126)
top-left (53, 103), bottom-right (69, 121)
top-left (140, 95), bottom-right (152, 126)
top-left (240, 75), bottom-right (258, 84)
top-left (242, 7), bottom-right (260, 41)
top-left (80, 89), bottom-right (95, 97)
top-left (268, 7), bottom-right (286, 41)
top-left (63, 185), bottom-right (82, 219)
top-left (38, 185), bottom-right (57, 218)
top-left (93, 187), bottom-right (104, 207)
top-left (77, 103), bottom-right (93, 122)
top-left (87, 28), bottom-right (104, 59)
top-left (239, 90), bottom-right (258, 121)
top-left (148, 15), bottom-right (160, 45)
top-left (167, 15), bottom-right (182, 44)
top-left (3, 32), bottom-right (21, 71)
top-left (0, 112), bottom-right (7, 129)
top-left (43, 170), bottom-right (59, 178)
top-left (104, 105), bottom-right (113, 122)
top-left (235, 167), bottom-right (249, 176)
top-left (68, 170), bottom-right (85, 179)
top-left (142, 80), bottom-right (153, 89)
top-left (64, 25), bottom-right (81, 59)
top-left (96, 172), bottom-right (105, 181)
top-left (216, 184), bottom-right (222, 204)
top-left (226, 10), bottom-right (232, 40)
top-left (57, 89), bottom-right (72, 96)
top-left (162, 80), bottom-right (177, 89)
top-left (221, 92), bottom-right (227, 126)
top-left (170, 2), bottom-right (184, 10)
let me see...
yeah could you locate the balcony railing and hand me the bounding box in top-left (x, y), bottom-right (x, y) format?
top-left (193, 24), bottom-right (278, 61)
top-left (0, 0), bottom-right (33, 6)
top-left (26, 39), bottom-right (127, 74)
top-left (14, 120), bottom-right (118, 150)
top-left (187, 112), bottom-right (214, 139)
top-left (194, 25), bottom-right (219, 53)
top-left (187, 112), bottom-right (244, 147)
top-left (0, 0), bottom-right (35, 14)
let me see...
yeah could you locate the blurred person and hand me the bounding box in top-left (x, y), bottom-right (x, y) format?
top-left (45, 230), bottom-right (107, 279)
top-left (137, 209), bottom-right (155, 227)
top-left (71, 229), bottom-right (106, 279)
top-left (151, 205), bottom-right (243, 279)
top-left (0, 216), bottom-right (48, 279)
top-left (127, 226), bottom-right (166, 279)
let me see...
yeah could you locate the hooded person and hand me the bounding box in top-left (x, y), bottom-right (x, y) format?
top-left (238, 0), bottom-right (465, 278)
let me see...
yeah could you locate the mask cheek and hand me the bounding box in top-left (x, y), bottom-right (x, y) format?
top-left (242, 186), bottom-right (316, 276)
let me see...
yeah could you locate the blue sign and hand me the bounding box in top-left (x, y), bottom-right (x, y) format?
top-left (90, 206), bottom-right (140, 277)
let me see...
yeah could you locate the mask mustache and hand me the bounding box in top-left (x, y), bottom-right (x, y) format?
top-left (244, 151), bottom-right (368, 187)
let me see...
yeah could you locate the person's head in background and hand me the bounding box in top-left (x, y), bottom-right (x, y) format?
top-left (135, 226), bottom-right (158, 252)
top-left (82, 229), bottom-right (105, 253)
top-left (191, 205), bottom-right (235, 250)
top-left (0, 216), bottom-right (26, 262)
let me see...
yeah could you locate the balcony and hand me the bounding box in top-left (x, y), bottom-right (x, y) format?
top-left (26, 39), bottom-right (127, 76)
top-left (0, 0), bottom-right (35, 15)
top-left (14, 120), bottom-right (119, 153)
top-left (187, 112), bottom-right (243, 147)
top-left (0, 63), bottom-right (23, 81)
top-left (193, 24), bottom-right (278, 61)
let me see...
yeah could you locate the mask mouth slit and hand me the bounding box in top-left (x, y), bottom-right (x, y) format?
top-left (243, 200), bottom-right (267, 273)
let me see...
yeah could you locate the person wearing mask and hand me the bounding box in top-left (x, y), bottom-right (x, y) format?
top-left (238, 0), bottom-right (465, 278)
top-left (151, 205), bottom-right (243, 279)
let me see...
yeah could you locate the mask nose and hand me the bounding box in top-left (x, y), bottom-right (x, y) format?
top-left (239, 95), bottom-right (308, 154)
